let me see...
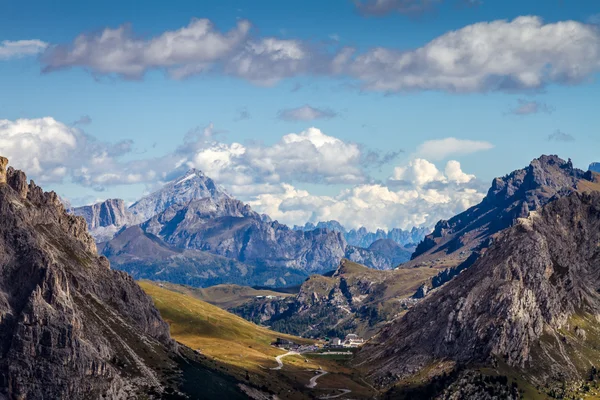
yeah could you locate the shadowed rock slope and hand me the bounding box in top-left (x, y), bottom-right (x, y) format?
top-left (0, 157), bottom-right (245, 399)
top-left (355, 191), bottom-right (600, 394)
top-left (408, 155), bottom-right (600, 268)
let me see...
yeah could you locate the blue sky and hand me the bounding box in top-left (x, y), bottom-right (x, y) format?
top-left (1, 0), bottom-right (599, 230)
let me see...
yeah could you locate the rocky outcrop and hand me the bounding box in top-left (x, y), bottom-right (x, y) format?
top-left (355, 191), bottom-right (600, 390)
top-left (590, 162), bottom-right (600, 173)
top-left (0, 156), bottom-right (7, 184)
top-left (0, 157), bottom-right (246, 399)
top-left (72, 199), bottom-right (139, 242)
top-left (133, 196), bottom-right (347, 275)
top-left (233, 259), bottom-right (436, 338)
top-left (345, 239), bottom-right (412, 270)
top-left (129, 168), bottom-right (230, 222)
top-left (411, 155), bottom-right (595, 264)
top-left (99, 226), bottom-right (309, 288)
top-left (294, 221), bottom-right (428, 248)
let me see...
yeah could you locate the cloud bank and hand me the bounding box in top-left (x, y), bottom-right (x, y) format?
top-left (0, 116), bottom-right (490, 230)
top-left (30, 16), bottom-right (600, 94)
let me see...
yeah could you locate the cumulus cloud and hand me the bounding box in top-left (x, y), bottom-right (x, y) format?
top-left (248, 159), bottom-right (484, 231)
top-left (37, 16), bottom-right (600, 94)
top-left (3, 117), bottom-right (487, 230)
top-left (0, 39), bottom-right (48, 60)
top-left (508, 99), bottom-right (554, 115)
top-left (548, 130), bottom-right (575, 142)
top-left (175, 127), bottom-right (365, 186)
top-left (0, 117), bottom-right (159, 187)
top-left (415, 137), bottom-right (493, 160)
top-left (224, 37), bottom-right (313, 85)
top-left (42, 18), bottom-right (251, 79)
top-left (340, 16), bottom-right (600, 93)
top-left (277, 105), bottom-right (337, 121)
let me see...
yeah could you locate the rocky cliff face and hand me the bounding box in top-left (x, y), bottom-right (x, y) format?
top-left (344, 239), bottom-right (412, 270)
top-left (135, 196), bottom-right (347, 275)
top-left (0, 157), bottom-right (247, 399)
top-left (232, 259), bottom-right (437, 338)
top-left (355, 191), bottom-right (600, 392)
top-left (411, 155), bottom-right (596, 264)
top-left (72, 198), bottom-right (139, 242)
top-left (129, 169), bottom-right (230, 222)
top-left (590, 162), bottom-right (600, 173)
top-left (294, 221), bottom-right (428, 248)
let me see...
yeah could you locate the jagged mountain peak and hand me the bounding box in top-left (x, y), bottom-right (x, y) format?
top-left (356, 191), bottom-right (600, 391)
top-left (410, 154), bottom-right (592, 263)
top-left (0, 156), bottom-right (179, 398)
top-left (128, 168), bottom-right (230, 222)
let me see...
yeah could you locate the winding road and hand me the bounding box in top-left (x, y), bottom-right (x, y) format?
top-left (319, 389), bottom-right (352, 399)
top-left (306, 370), bottom-right (328, 388)
top-left (269, 350), bottom-right (352, 398)
top-left (270, 351), bottom-right (299, 370)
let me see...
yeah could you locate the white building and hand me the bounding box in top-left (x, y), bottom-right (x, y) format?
top-left (343, 333), bottom-right (365, 348)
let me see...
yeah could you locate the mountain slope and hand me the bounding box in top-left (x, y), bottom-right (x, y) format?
top-left (233, 259), bottom-right (438, 339)
top-left (137, 196), bottom-right (347, 275)
top-left (140, 281), bottom-right (376, 400)
top-left (295, 221), bottom-right (428, 248)
top-left (72, 198), bottom-right (139, 241)
top-left (355, 191), bottom-right (600, 396)
top-left (590, 162), bottom-right (600, 173)
top-left (150, 282), bottom-right (294, 309)
top-left (409, 155), bottom-right (600, 267)
top-left (129, 168), bottom-right (230, 222)
top-left (0, 157), bottom-right (253, 399)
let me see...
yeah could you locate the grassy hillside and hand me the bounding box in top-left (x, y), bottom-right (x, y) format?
top-left (234, 259), bottom-right (441, 340)
top-left (139, 281), bottom-right (376, 399)
top-left (150, 281), bottom-right (293, 309)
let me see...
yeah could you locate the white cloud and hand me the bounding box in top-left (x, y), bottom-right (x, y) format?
top-left (42, 18), bottom-right (251, 79)
top-left (415, 137), bottom-right (494, 160)
top-left (179, 127), bottom-right (365, 186)
top-left (247, 159), bottom-right (485, 231)
top-left (445, 160), bottom-right (475, 183)
top-left (341, 16), bottom-right (600, 92)
top-left (0, 39), bottom-right (48, 60)
top-left (0, 117), bottom-right (160, 188)
top-left (225, 37), bottom-right (311, 85)
top-left (277, 105), bottom-right (337, 121)
top-left (1, 117), bottom-right (488, 230)
top-left (392, 158), bottom-right (446, 186)
top-left (38, 16), bottom-right (600, 94)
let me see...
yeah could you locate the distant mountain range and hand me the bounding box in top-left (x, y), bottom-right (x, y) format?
top-left (71, 168), bottom-right (424, 287)
top-left (294, 221), bottom-right (428, 248)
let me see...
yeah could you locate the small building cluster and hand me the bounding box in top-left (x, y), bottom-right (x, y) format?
top-left (272, 338), bottom-right (318, 352)
top-left (255, 295), bottom-right (280, 300)
top-left (326, 333), bottom-right (365, 348)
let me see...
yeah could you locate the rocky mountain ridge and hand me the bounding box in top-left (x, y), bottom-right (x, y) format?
top-left (590, 162), bottom-right (600, 173)
top-left (0, 156), bottom-right (246, 399)
top-left (72, 198), bottom-right (140, 242)
top-left (129, 168), bottom-right (230, 222)
top-left (409, 155), bottom-right (599, 266)
top-left (355, 190), bottom-right (600, 395)
top-left (232, 259), bottom-right (438, 339)
top-left (294, 220), bottom-right (428, 248)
